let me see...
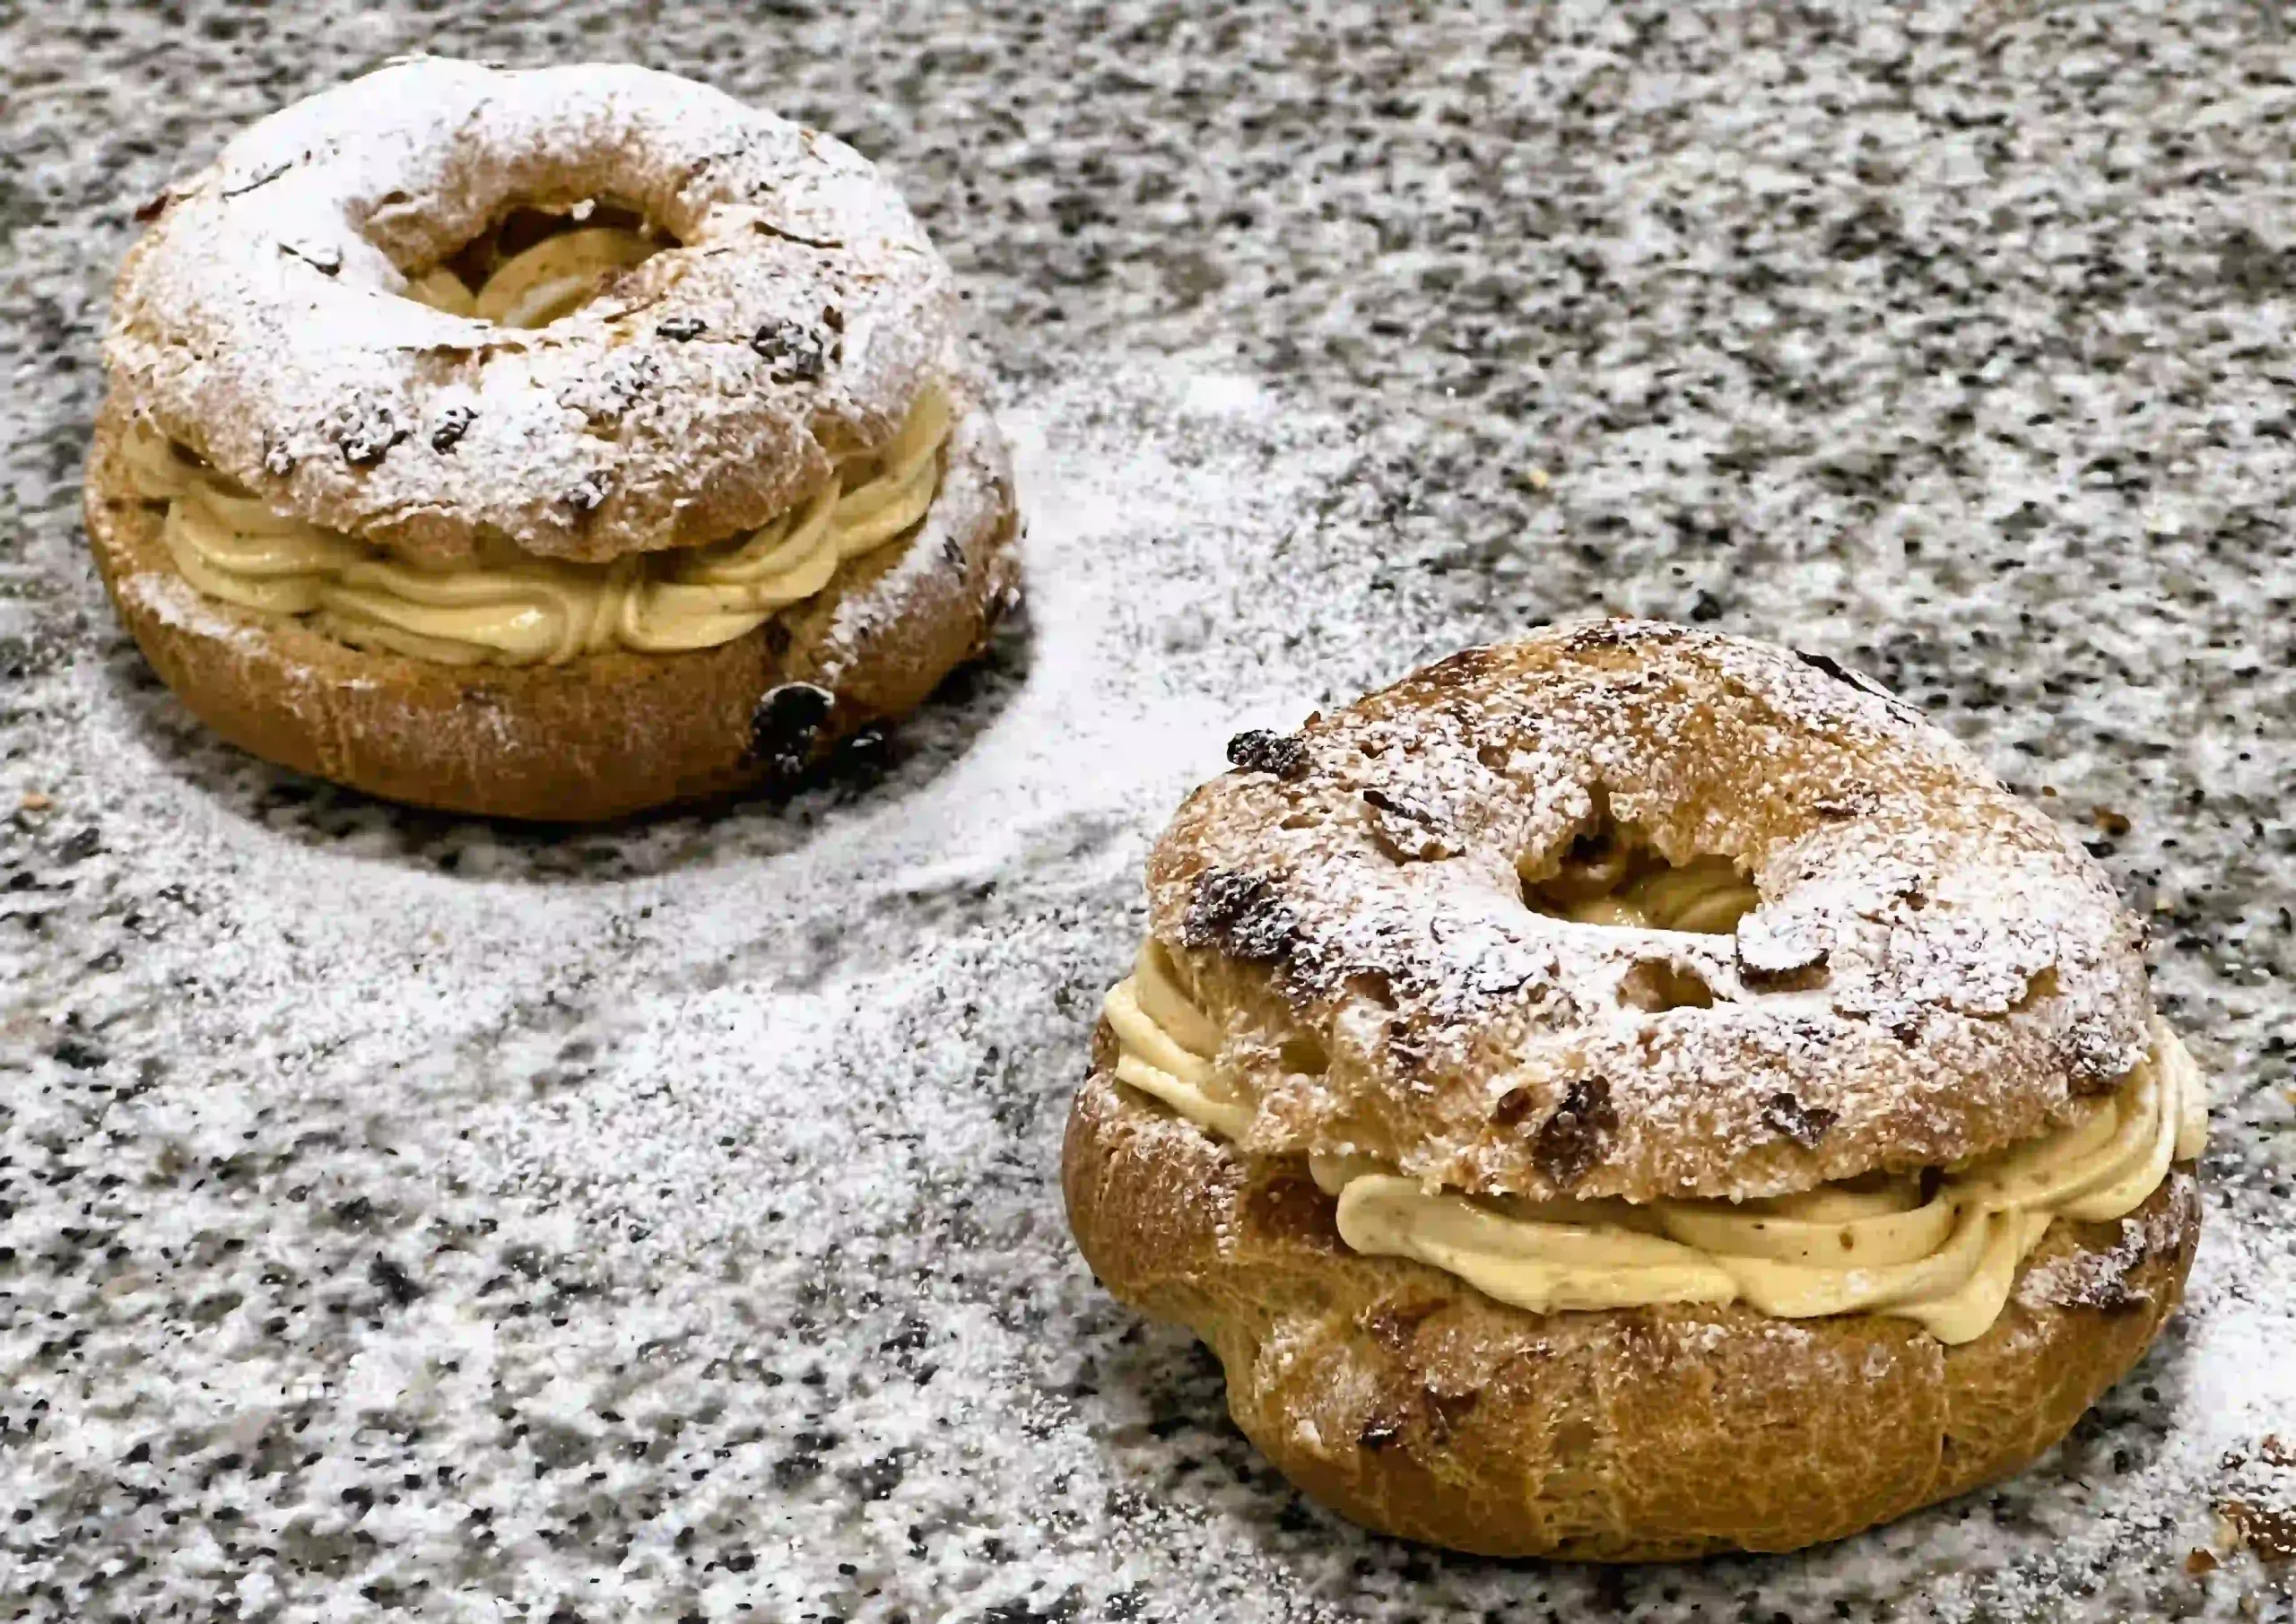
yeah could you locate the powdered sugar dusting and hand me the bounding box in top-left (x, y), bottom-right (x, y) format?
top-left (106, 57), bottom-right (954, 565)
top-left (5, 358), bottom-right (1395, 1621)
top-left (1148, 624), bottom-right (2157, 1203)
top-left (15, 352), bottom-right (2283, 1619)
top-left (10, 0), bottom-right (2296, 1615)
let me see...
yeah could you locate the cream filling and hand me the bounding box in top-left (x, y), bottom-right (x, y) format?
top-left (1103, 939), bottom-right (2206, 1345)
top-left (117, 227), bottom-right (952, 667)
top-left (1525, 847), bottom-right (1761, 934)
top-left (404, 226), bottom-right (660, 327)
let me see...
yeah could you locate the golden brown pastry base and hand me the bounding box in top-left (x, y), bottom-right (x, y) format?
top-left (81, 401), bottom-right (1019, 822)
top-left (1062, 1041), bottom-right (2200, 1561)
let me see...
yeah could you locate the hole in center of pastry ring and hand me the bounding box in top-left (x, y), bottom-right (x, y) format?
top-left (397, 201), bottom-right (674, 327)
top-left (1518, 809), bottom-right (1759, 935)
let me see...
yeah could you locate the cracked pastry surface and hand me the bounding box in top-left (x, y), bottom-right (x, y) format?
top-left (1144, 621), bottom-right (2162, 1204)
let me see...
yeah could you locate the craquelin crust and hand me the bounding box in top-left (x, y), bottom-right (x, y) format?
top-left (1064, 1059), bottom-right (2201, 1560)
top-left (106, 58), bottom-right (955, 569)
top-left (83, 385), bottom-right (1020, 823)
top-left (1146, 623), bottom-right (2159, 1204)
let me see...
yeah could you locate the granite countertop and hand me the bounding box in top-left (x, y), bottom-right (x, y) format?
top-left (4, 4), bottom-right (2292, 1620)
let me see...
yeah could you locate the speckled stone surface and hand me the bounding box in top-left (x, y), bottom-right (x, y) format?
top-left (4, 4), bottom-right (2294, 1621)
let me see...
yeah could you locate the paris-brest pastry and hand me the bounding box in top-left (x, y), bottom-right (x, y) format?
top-left (89, 58), bottom-right (1016, 819)
top-left (1065, 621), bottom-right (2204, 1558)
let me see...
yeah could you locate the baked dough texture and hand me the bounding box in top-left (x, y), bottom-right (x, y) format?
top-left (87, 59), bottom-right (1020, 820)
top-left (1065, 1063), bottom-right (2199, 1559)
top-left (1062, 621), bottom-right (2202, 1558)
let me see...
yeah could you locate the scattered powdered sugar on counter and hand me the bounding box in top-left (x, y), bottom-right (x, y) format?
top-left (8, 3), bottom-right (2296, 1616)
top-left (5, 352), bottom-right (2291, 1624)
top-left (1, 358), bottom-right (1431, 1623)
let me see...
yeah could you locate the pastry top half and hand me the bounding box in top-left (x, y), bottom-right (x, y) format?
top-left (1138, 621), bottom-right (2171, 1208)
top-left (105, 56), bottom-right (952, 569)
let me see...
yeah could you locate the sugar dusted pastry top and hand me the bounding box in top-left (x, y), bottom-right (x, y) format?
top-left (1147, 621), bottom-right (2157, 1204)
top-left (105, 57), bottom-right (953, 569)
